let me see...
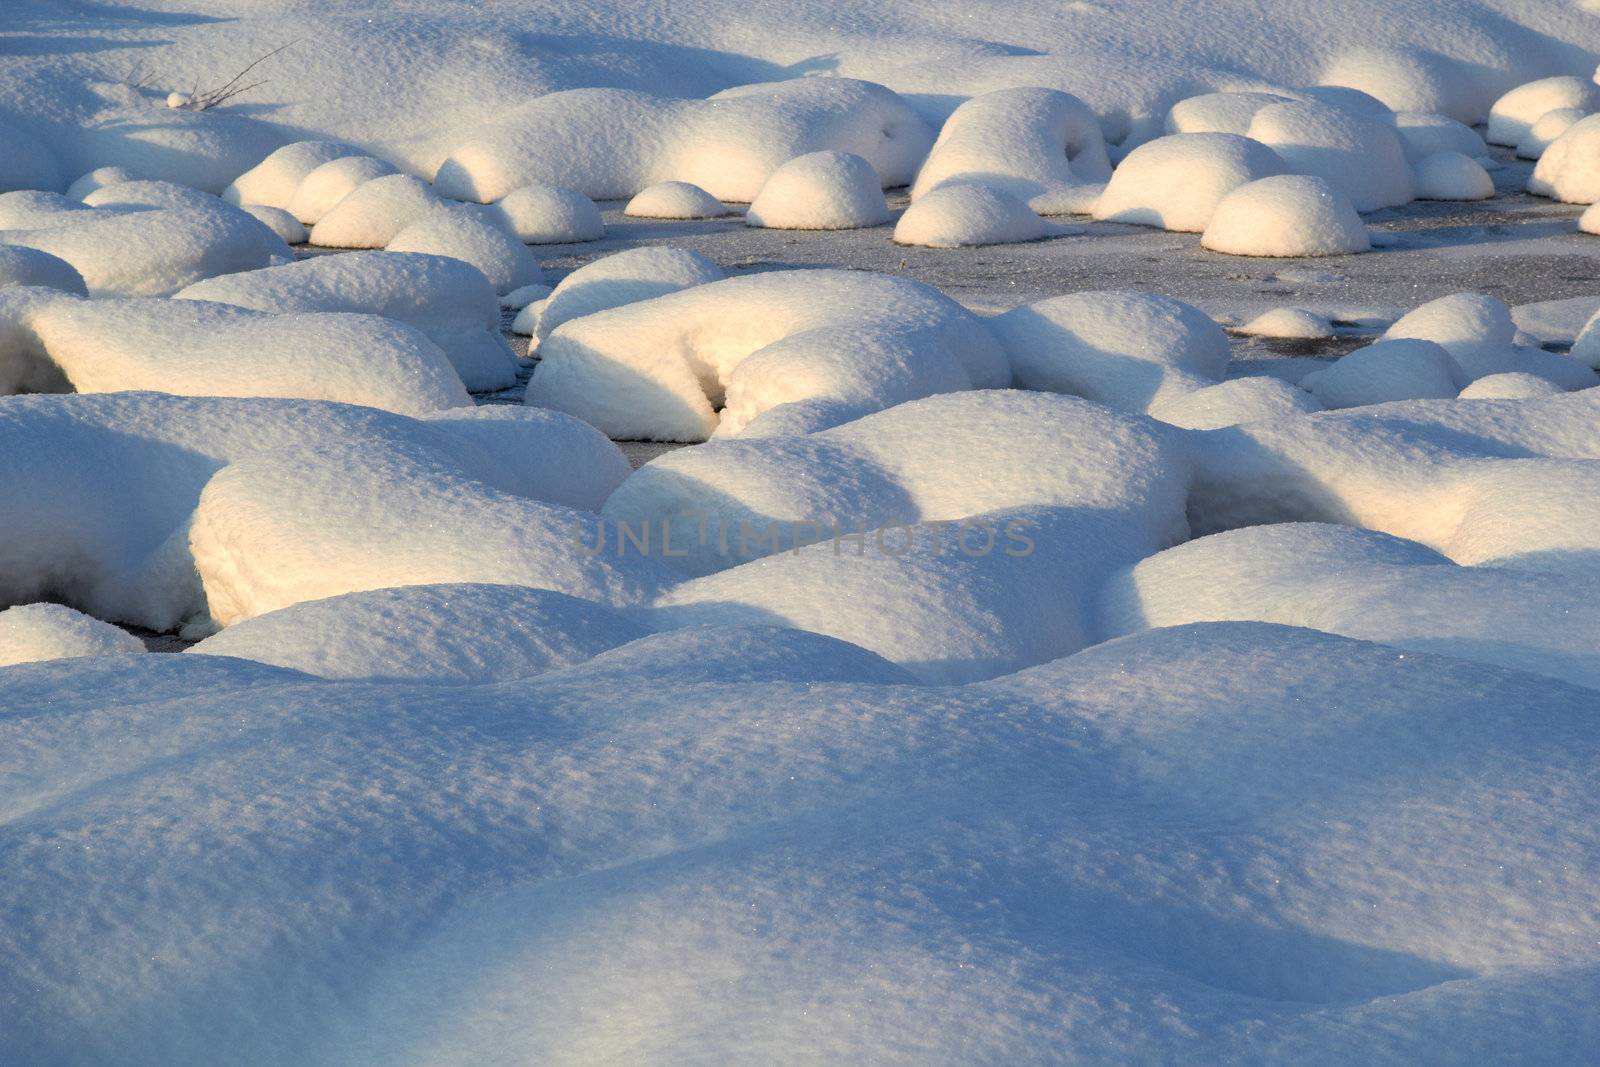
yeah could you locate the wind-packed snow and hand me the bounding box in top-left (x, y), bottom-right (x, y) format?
top-left (1201, 174), bottom-right (1371, 257)
top-left (745, 151), bottom-right (889, 230)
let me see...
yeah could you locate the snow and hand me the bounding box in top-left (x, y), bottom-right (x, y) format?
top-left (222, 141), bottom-right (362, 210)
top-left (241, 204), bottom-right (307, 245)
top-left (488, 183), bottom-right (605, 244)
top-left (745, 151), bottom-right (889, 230)
top-left (0, 288), bottom-right (471, 414)
top-left (910, 87), bottom-right (1109, 215)
top-left (1299, 338), bottom-right (1464, 408)
top-left (0, 602), bottom-right (144, 666)
top-left (1201, 174), bottom-right (1371, 257)
top-left (385, 206), bottom-right (545, 295)
top-left (1147, 375), bottom-right (1323, 429)
top-left (1564, 304), bottom-right (1600, 369)
top-left (1516, 106), bottom-right (1584, 159)
top-left (1247, 100), bottom-right (1414, 210)
top-left (1239, 306), bottom-right (1335, 338)
top-left (188, 584), bottom-right (646, 684)
top-left (1528, 114), bottom-right (1600, 203)
top-left (1164, 91), bottom-right (1291, 136)
top-left (1457, 371), bottom-right (1564, 399)
top-left (528, 269), bottom-right (1007, 440)
top-left (0, 245), bottom-right (85, 296)
top-left (174, 251), bottom-right (520, 391)
top-left (1092, 133), bottom-right (1287, 232)
top-left (892, 184), bottom-right (1055, 248)
top-left (1487, 75), bottom-right (1600, 146)
top-left (1413, 150), bottom-right (1495, 200)
top-left (521, 246), bottom-right (724, 343)
top-left (307, 174), bottom-right (446, 249)
top-left (623, 181), bottom-right (732, 219)
top-left (63, 165), bottom-right (135, 200)
top-left (1393, 111), bottom-right (1491, 162)
top-left (1319, 46), bottom-right (1494, 122)
top-left (286, 154), bottom-right (396, 224)
top-left (1384, 292), bottom-right (1599, 387)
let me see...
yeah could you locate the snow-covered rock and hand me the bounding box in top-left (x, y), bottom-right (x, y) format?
top-left (1457, 371), bottom-right (1564, 399)
top-left (1239, 306), bottom-right (1335, 338)
top-left (1384, 292), bottom-right (1598, 388)
top-left (64, 166), bottom-right (136, 201)
top-left (0, 603), bottom-right (144, 667)
top-left (385, 206), bottom-right (544, 294)
top-left (1164, 91), bottom-right (1291, 136)
top-left (1529, 114), bottom-right (1600, 203)
top-left (1201, 174), bottom-right (1370, 257)
top-left (308, 174), bottom-right (447, 248)
top-left (241, 204), bottom-right (307, 244)
top-left (623, 181), bottom-right (731, 219)
top-left (521, 247), bottom-right (724, 342)
top-left (286, 154), bottom-right (396, 223)
top-left (1092, 133), bottom-right (1286, 232)
top-left (1488, 76), bottom-right (1600, 146)
top-left (0, 245), bottom-right (85, 295)
top-left (910, 87), bottom-right (1109, 214)
top-left (893, 184), bottom-right (1053, 248)
top-left (1247, 100), bottom-right (1414, 210)
top-left (1299, 338), bottom-right (1463, 408)
top-left (1147, 375), bottom-right (1323, 428)
top-left (222, 140), bottom-right (364, 209)
top-left (174, 251), bottom-right (520, 391)
top-left (745, 151), bottom-right (889, 230)
top-left (1413, 151), bottom-right (1494, 200)
top-left (1393, 111), bottom-right (1490, 162)
top-left (488, 183), bottom-right (604, 243)
top-left (1516, 107), bottom-right (1583, 160)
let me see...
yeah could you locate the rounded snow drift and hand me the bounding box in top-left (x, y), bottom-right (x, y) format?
top-left (1299, 338), bottom-right (1463, 408)
top-left (745, 151), bottom-right (889, 230)
top-left (66, 166), bottom-right (137, 201)
top-left (1247, 100), bottom-right (1413, 211)
top-left (1394, 112), bottom-right (1489, 162)
top-left (0, 244), bottom-right (88, 295)
top-left (489, 184), bottom-right (604, 243)
top-left (386, 206), bottom-right (545, 294)
top-left (1457, 372), bottom-right (1564, 399)
top-left (288, 155), bottom-right (396, 224)
top-left (1201, 175), bottom-right (1370, 258)
top-left (624, 181), bottom-right (731, 219)
top-left (309, 174), bottom-right (445, 248)
top-left (1093, 132), bottom-right (1287, 232)
top-left (1530, 115), bottom-right (1600, 203)
top-left (893, 184), bottom-right (1052, 248)
top-left (1517, 107), bottom-right (1584, 160)
top-left (1414, 151), bottom-right (1494, 201)
top-left (241, 204), bottom-right (309, 245)
top-left (1165, 92), bottom-right (1292, 136)
top-left (1239, 306), bottom-right (1335, 338)
top-left (1488, 76), bottom-right (1600, 147)
top-left (0, 603), bottom-right (145, 667)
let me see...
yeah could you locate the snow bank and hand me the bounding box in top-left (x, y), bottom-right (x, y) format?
top-left (521, 247), bottom-right (724, 343)
top-left (174, 251), bottom-right (520, 391)
top-left (434, 79), bottom-right (933, 203)
top-left (1384, 292), bottom-right (1598, 388)
top-left (221, 141), bottom-right (363, 210)
top-left (529, 269), bottom-right (1007, 441)
top-left (189, 584), bottom-right (645, 685)
top-left (893, 184), bottom-right (1053, 248)
top-left (308, 174), bottom-right (446, 249)
top-left (909, 87), bottom-right (1109, 215)
top-left (1247, 100), bottom-right (1414, 210)
top-left (1092, 133), bottom-right (1286, 232)
top-left (286, 155), bottom-right (396, 224)
top-left (0, 246), bottom-right (84, 295)
top-left (488, 184), bottom-right (604, 243)
top-left (386, 207), bottom-right (544, 294)
top-left (0, 289), bottom-right (471, 414)
top-left (1529, 114), bottom-right (1600, 203)
top-left (745, 152), bottom-right (889, 230)
top-left (988, 290), bottom-right (1230, 413)
top-left (1299, 338), bottom-right (1463, 408)
top-left (623, 181), bottom-right (731, 219)
top-left (1201, 175), bottom-right (1370, 257)
top-left (1413, 151), bottom-right (1494, 200)
top-left (1487, 76), bottom-right (1600, 146)
top-left (1164, 91), bottom-right (1291, 136)
top-left (1517, 107), bottom-right (1583, 159)
top-left (0, 603), bottom-right (144, 667)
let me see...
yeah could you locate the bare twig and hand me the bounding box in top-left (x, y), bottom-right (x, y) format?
top-left (175, 41), bottom-right (296, 111)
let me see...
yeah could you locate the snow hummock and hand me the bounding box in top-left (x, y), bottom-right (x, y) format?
top-left (308, 174), bottom-right (446, 249)
top-left (1201, 174), bottom-right (1370, 257)
top-left (1299, 338), bottom-right (1464, 408)
top-left (222, 141), bottom-right (363, 210)
top-left (385, 207), bottom-right (545, 295)
top-left (745, 151), bottom-right (889, 230)
top-left (0, 245), bottom-right (85, 295)
top-left (1384, 292), bottom-right (1599, 388)
top-left (1239, 306), bottom-right (1335, 338)
top-left (1164, 91), bottom-right (1291, 136)
top-left (1517, 107), bottom-right (1584, 159)
top-left (0, 602), bottom-right (144, 667)
top-left (488, 184), bottom-right (605, 243)
top-left (286, 154), bottom-right (396, 224)
top-left (174, 251), bottom-right (520, 391)
top-left (1487, 76), bottom-right (1600, 146)
top-left (1319, 46), bottom-right (1492, 122)
top-left (519, 247), bottom-right (725, 342)
top-left (241, 205), bottom-right (308, 245)
top-left (623, 181), bottom-right (731, 219)
top-left (64, 166), bottom-right (136, 201)
top-left (1528, 114), bottom-right (1600, 203)
top-left (1247, 99), bottom-right (1414, 210)
top-left (1092, 133), bottom-right (1286, 232)
top-left (910, 87), bottom-right (1110, 215)
top-left (1413, 151), bottom-right (1494, 200)
top-left (1393, 111), bottom-right (1491, 162)
top-left (893, 184), bottom-right (1054, 248)
top-left (1147, 376), bottom-right (1323, 429)
top-left (1457, 371), bottom-right (1564, 399)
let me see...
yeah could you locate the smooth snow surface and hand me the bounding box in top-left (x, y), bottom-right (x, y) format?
top-left (1413, 150), bottom-right (1495, 200)
top-left (1529, 114), bottom-right (1600, 202)
top-left (385, 207), bottom-right (545, 295)
top-left (1488, 75), bottom-right (1600, 146)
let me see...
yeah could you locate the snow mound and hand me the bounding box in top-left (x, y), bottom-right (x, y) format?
top-left (64, 166), bottom-right (136, 201)
top-left (1319, 46), bottom-right (1493, 123)
top-left (1393, 111), bottom-right (1490, 162)
top-left (529, 269), bottom-right (1007, 441)
top-left (988, 290), bottom-right (1230, 413)
top-left (386, 207), bottom-right (544, 295)
top-left (893, 184), bottom-right (1053, 248)
top-left (1164, 92), bottom-right (1292, 136)
top-left (0, 289), bottom-right (471, 414)
top-left (1099, 522), bottom-right (1600, 690)
top-left (77, 181), bottom-right (295, 256)
top-left (1247, 100), bottom-right (1414, 210)
top-left (1517, 107), bottom-right (1584, 160)
top-left (1299, 338), bottom-right (1463, 408)
top-left (1239, 306), bottom-right (1334, 338)
top-left (1147, 376), bottom-right (1323, 429)
top-left (1529, 114), bottom-right (1600, 203)
top-left (1201, 174), bottom-right (1370, 257)
top-left (0, 204), bottom-right (286, 297)
top-left (0, 603), bottom-right (144, 667)
top-left (0, 246), bottom-right (85, 295)
top-left (241, 205), bottom-right (307, 245)
top-left (500, 283), bottom-right (551, 310)
top-left (1092, 133), bottom-right (1286, 232)
top-left (1563, 305), bottom-right (1600, 369)
top-left (1384, 292), bottom-right (1598, 388)
top-left (433, 79), bottom-right (933, 203)
top-left (909, 87), bottom-right (1109, 215)
top-left (746, 152), bottom-right (889, 230)
top-left (1488, 76), bottom-right (1600, 146)
top-left (287, 155), bottom-right (396, 224)
top-left (308, 174), bottom-right (446, 249)
top-left (489, 184), bottom-right (604, 243)
top-left (174, 251), bottom-right (520, 391)
top-left (1414, 151), bottom-right (1494, 200)
top-left (188, 584), bottom-right (645, 685)
top-left (623, 181), bottom-right (731, 219)
top-left (1457, 372), bottom-right (1564, 399)
top-left (524, 247), bottom-right (724, 343)
top-left (222, 141), bottom-right (363, 209)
